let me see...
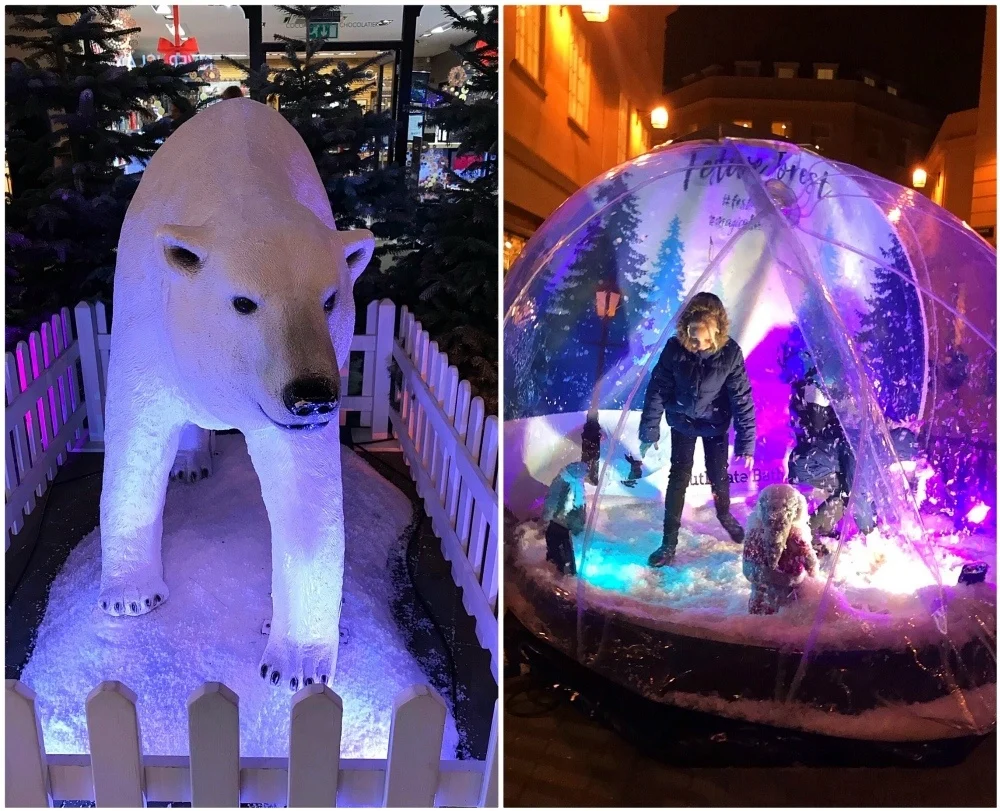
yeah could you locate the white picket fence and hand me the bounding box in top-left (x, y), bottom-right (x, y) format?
top-left (4, 307), bottom-right (87, 546)
top-left (6, 679), bottom-right (498, 807)
top-left (5, 298), bottom-right (501, 806)
top-left (391, 308), bottom-right (500, 681)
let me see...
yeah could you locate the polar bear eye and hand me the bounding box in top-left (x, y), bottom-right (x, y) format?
top-left (323, 292), bottom-right (337, 313)
top-left (232, 296), bottom-right (258, 315)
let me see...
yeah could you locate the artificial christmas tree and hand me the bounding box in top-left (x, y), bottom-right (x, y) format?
top-left (222, 6), bottom-right (412, 252)
top-left (365, 6), bottom-right (498, 411)
top-left (5, 6), bottom-right (201, 333)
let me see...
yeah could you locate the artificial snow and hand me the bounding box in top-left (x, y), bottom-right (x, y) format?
top-left (663, 682), bottom-right (997, 742)
top-left (19, 434), bottom-right (459, 758)
top-left (510, 491), bottom-right (996, 653)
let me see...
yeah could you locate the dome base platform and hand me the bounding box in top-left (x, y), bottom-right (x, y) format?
top-left (507, 534), bottom-right (996, 743)
top-left (506, 612), bottom-right (993, 766)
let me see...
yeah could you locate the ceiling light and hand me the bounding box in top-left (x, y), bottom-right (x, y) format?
top-left (581, 4), bottom-right (610, 23)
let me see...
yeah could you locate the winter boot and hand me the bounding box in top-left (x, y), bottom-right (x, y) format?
top-left (718, 513), bottom-right (745, 544)
top-left (648, 543), bottom-right (676, 568)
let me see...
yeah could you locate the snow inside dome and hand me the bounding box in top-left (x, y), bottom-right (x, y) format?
top-left (503, 136), bottom-right (997, 742)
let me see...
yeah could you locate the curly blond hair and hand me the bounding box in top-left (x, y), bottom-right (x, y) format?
top-left (676, 292), bottom-right (730, 352)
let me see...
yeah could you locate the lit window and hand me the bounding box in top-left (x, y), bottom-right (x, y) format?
top-left (816, 67), bottom-right (835, 80)
top-left (733, 120), bottom-right (752, 129)
top-left (514, 6), bottom-right (542, 83)
top-left (863, 76), bottom-right (876, 87)
top-left (887, 85), bottom-right (899, 96)
top-left (568, 25), bottom-right (591, 129)
top-left (777, 66), bottom-right (796, 79)
top-left (617, 94), bottom-right (629, 162)
top-left (771, 121), bottom-right (792, 138)
top-left (504, 232), bottom-right (527, 272)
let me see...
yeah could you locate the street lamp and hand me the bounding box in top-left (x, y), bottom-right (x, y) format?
top-left (650, 106), bottom-right (669, 130)
top-left (912, 167), bottom-right (928, 188)
top-left (582, 278), bottom-right (622, 484)
top-left (581, 4), bottom-right (610, 22)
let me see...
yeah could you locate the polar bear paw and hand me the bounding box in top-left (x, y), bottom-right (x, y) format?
top-left (99, 573), bottom-right (169, 616)
top-left (169, 447), bottom-right (213, 483)
top-left (259, 637), bottom-right (337, 692)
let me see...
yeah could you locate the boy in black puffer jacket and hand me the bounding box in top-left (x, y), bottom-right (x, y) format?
top-left (639, 293), bottom-right (756, 568)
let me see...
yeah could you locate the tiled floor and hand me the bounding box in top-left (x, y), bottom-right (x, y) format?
top-left (503, 671), bottom-right (998, 808)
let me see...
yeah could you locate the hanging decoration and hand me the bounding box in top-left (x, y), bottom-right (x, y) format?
top-left (157, 5), bottom-right (199, 64)
top-left (447, 65), bottom-right (467, 89)
top-left (474, 39), bottom-right (497, 62)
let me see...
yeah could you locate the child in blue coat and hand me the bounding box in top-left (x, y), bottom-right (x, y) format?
top-left (639, 293), bottom-right (757, 567)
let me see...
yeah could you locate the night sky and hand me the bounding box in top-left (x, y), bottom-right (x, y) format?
top-left (663, 5), bottom-right (988, 115)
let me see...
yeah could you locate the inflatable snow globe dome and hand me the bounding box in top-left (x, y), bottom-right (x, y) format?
top-left (504, 133), bottom-right (997, 741)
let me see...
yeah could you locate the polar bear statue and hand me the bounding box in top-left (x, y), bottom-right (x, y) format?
top-left (99, 98), bottom-right (374, 691)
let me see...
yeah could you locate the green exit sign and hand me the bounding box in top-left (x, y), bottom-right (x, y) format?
top-left (308, 22), bottom-right (339, 39)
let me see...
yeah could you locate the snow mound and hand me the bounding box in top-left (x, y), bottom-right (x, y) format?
top-left (512, 493), bottom-right (996, 652)
top-left (19, 434), bottom-right (459, 758)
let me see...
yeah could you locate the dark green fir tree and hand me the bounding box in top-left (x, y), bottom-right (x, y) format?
top-left (364, 6), bottom-right (498, 412)
top-left (222, 7), bottom-right (412, 254)
top-left (5, 6), bottom-right (201, 334)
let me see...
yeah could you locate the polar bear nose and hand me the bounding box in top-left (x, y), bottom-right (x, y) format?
top-left (282, 375), bottom-right (340, 417)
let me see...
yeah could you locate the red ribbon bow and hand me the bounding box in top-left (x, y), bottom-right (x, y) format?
top-left (157, 36), bottom-right (199, 61)
top-left (157, 6), bottom-right (199, 62)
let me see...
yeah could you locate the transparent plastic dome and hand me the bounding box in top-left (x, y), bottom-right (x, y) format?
top-left (504, 137), bottom-right (996, 741)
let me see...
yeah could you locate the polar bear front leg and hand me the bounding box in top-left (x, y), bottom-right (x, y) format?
top-left (170, 423), bottom-right (214, 482)
top-left (99, 388), bottom-right (184, 617)
top-left (245, 427), bottom-right (345, 691)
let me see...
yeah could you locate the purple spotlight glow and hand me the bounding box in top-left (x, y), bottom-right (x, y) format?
top-left (967, 503), bottom-right (991, 525)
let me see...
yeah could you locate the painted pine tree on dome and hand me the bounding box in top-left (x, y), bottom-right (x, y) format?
top-left (592, 171), bottom-right (648, 407)
top-left (855, 233), bottom-right (923, 423)
top-left (795, 226), bottom-right (847, 385)
top-left (535, 216), bottom-right (606, 412)
top-left (610, 214), bottom-right (688, 411)
top-left (645, 215), bottom-right (687, 352)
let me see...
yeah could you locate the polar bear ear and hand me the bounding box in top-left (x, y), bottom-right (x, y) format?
top-left (340, 228), bottom-right (375, 282)
top-left (156, 224), bottom-right (210, 274)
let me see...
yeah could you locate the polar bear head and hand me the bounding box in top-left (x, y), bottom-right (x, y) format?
top-left (154, 204), bottom-right (374, 433)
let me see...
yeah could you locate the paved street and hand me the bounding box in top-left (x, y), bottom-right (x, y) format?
top-left (503, 674), bottom-right (997, 808)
